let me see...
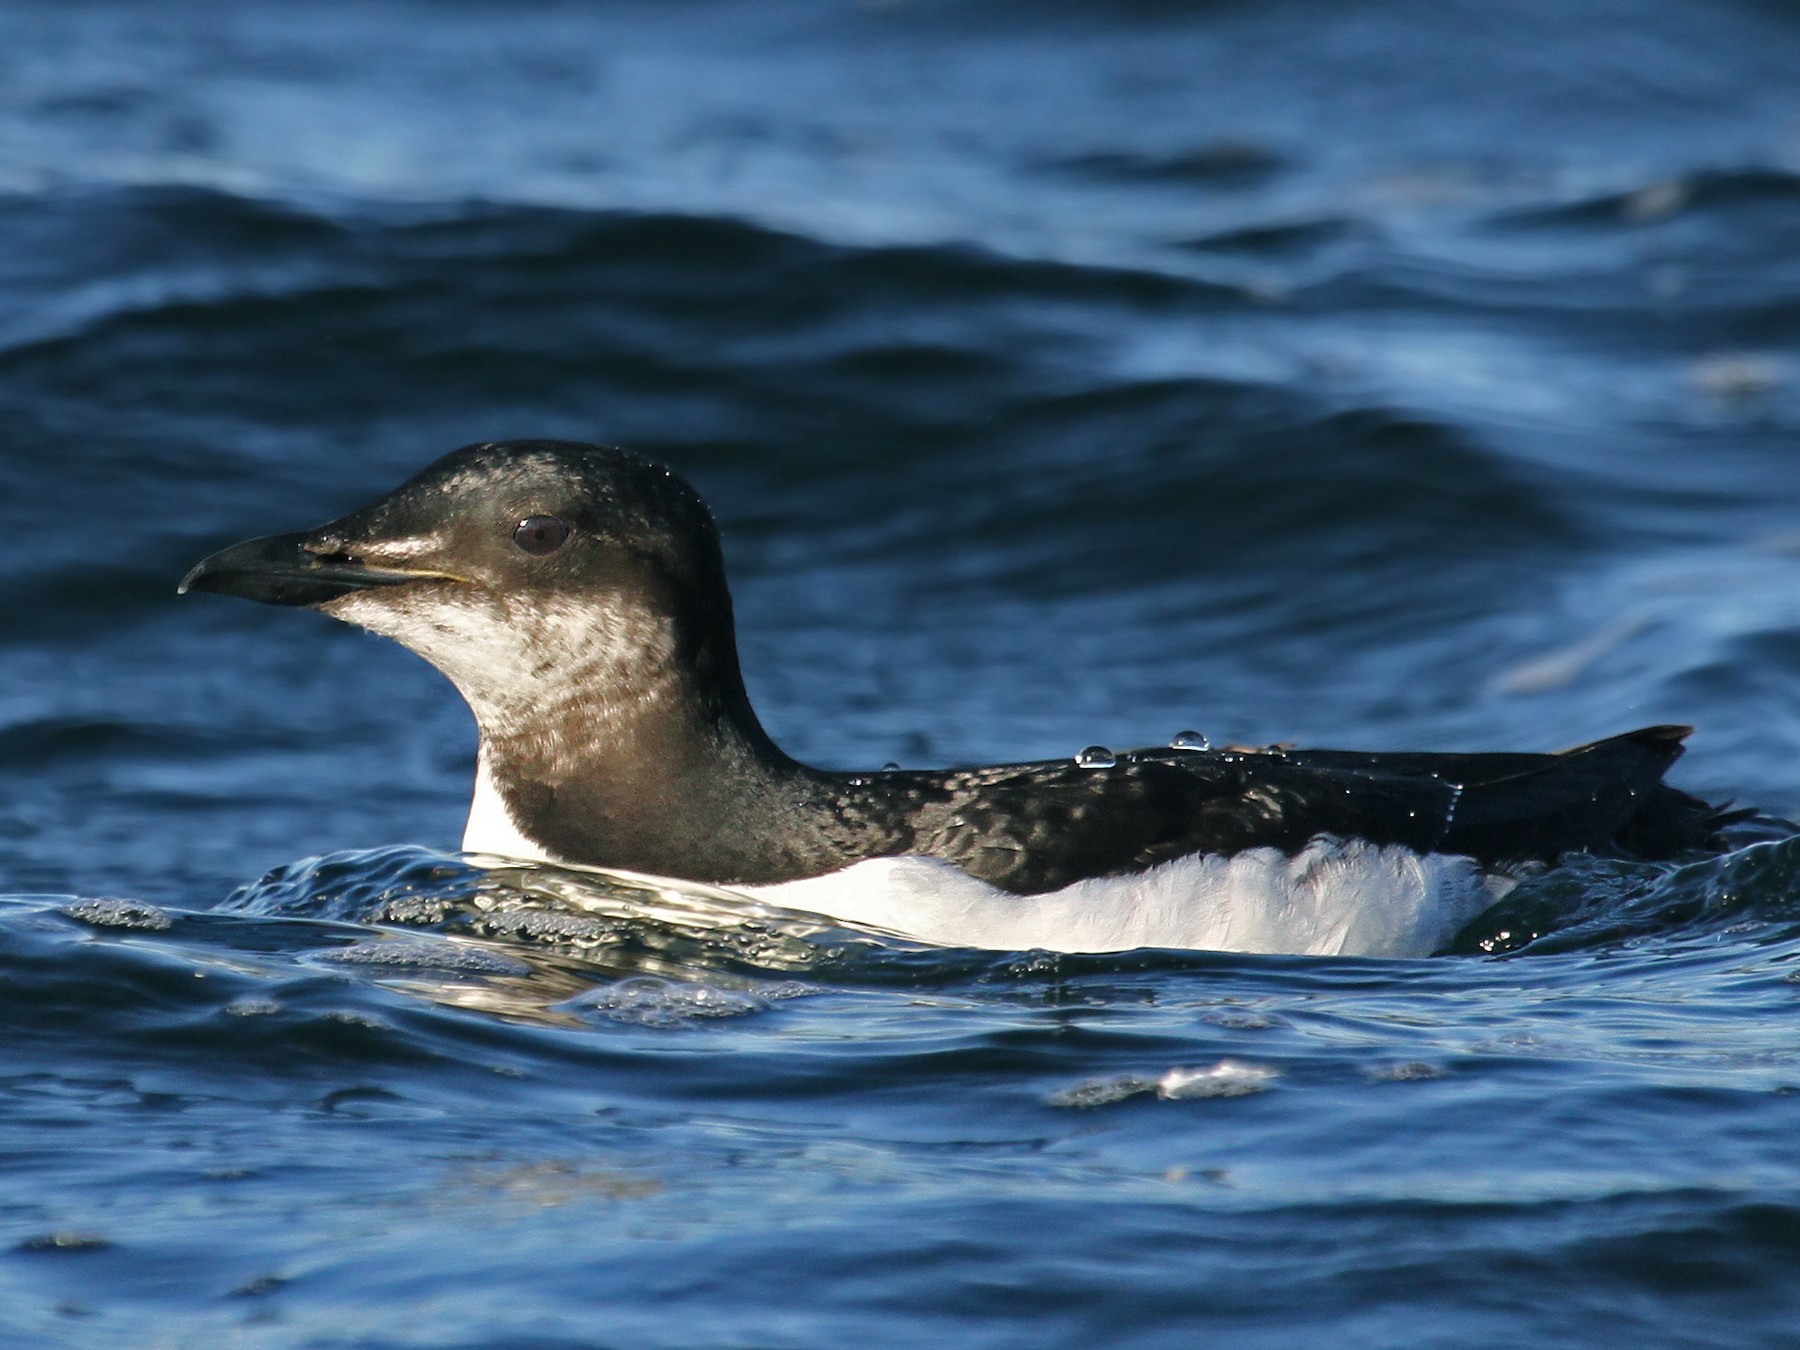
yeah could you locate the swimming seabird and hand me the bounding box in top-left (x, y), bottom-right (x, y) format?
top-left (180, 440), bottom-right (1741, 956)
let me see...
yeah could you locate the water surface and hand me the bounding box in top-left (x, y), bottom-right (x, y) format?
top-left (3, 1), bottom-right (1800, 1344)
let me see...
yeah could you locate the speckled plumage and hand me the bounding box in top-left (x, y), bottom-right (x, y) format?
top-left (182, 440), bottom-right (1733, 899)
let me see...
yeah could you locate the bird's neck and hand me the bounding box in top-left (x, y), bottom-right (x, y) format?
top-left (452, 601), bottom-right (833, 880)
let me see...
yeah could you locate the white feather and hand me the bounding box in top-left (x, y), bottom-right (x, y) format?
top-left (732, 838), bottom-right (1512, 958)
top-left (462, 751), bottom-right (555, 862)
top-left (463, 760), bottom-right (1510, 956)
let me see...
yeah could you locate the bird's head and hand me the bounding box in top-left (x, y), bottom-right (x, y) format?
top-left (181, 441), bottom-right (737, 725)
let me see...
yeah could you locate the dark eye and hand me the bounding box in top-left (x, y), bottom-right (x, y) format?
top-left (513, 515), bottom-right (570, 555)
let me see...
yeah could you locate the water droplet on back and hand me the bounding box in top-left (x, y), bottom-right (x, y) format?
top-left (882, 762), bottom-right (901, 772)
top-left (1074, 745), bottom-right (1117, 769)
top-left (1169, 730), bottom-right (1211, 751)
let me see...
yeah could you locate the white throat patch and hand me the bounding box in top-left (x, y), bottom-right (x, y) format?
top-left (461, 749), bottom-right (556, 864)
top-left (331, 587), bottom-right (665, 713)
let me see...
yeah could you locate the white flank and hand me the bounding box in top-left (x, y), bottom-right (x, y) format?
top-left (458, 754), bottom-right (1512, 958)
top-left (737, 840), bottom-right (1514, 958)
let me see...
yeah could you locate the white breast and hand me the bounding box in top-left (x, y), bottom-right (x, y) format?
top-left (737, 839), bottom-right (1515, 958)
top-left (462, 752), bottom-right (556, 863)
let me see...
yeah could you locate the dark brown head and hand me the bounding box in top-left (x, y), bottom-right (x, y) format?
top-left (181, 441), bottom-right (749, 732)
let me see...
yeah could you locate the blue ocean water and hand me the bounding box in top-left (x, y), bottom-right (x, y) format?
top-left (4, 0), bottom-right (1800, 1343)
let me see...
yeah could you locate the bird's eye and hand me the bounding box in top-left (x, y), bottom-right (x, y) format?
top-left (513, 515), bottom-right (570, 555)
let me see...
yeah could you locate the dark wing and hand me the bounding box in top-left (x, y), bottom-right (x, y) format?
top-left (1274, 724), bottom-right (1725, 862)
top-left (902, 757), bottom-right (1241, 894)
top-left (864, 751), bottom-right (1462, 894)
top-left (852, 724), bottom-right (1726, 895)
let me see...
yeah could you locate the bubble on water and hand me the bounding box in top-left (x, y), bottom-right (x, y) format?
top-left (1047, 1074), bottom-right (1159, 1108)
top-left (377, 895), bottom-right (459, 925)
top-left (316, 937), bottom-right (533, 975)
top-left (1364, 1061), bottom-right (1443, 1082)
top-left (1169, 730), bottom-right (1211, 751)
top-left (571, 976), bottom-right (778, 1028)
top-left (882, 762), bottom-right (901, 772)
top-left (59, 899), bottom-right (173, 931)
top-left (1074, 745), bottom-right (1117, 769)
top-left (475, 909), bottom-right (630, 947)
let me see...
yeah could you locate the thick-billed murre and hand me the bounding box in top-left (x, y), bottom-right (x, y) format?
top-left (180, 440), bottom-right (1744, 956)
